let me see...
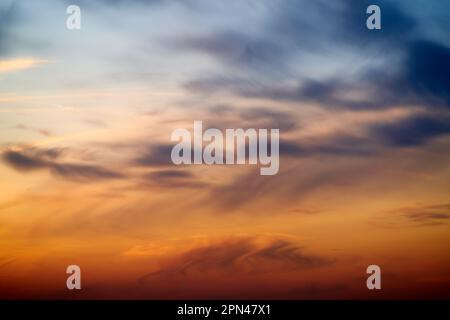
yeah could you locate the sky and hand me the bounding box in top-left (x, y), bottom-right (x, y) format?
top-left (0, 0), bottom-right (450, 299)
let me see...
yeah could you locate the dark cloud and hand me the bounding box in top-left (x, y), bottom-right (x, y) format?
top-left (139, 236), bottom-right (330, 282)
top-left (133, 144), bottom-right (174, 167)
top-left (2, 150), bottom-right (47, 170)
top-left (406, 211), bottom-right (450, 224)
top-left (48, 163), bottom-right (123, 181)
top-left (147, 169), bottom-right (192, 179)
top-left (208, 170), bottom-right (275, 211)
top-left (168, 31), bottom-right (286, 72)
top-left (238, 108), bottom-right (297, 132)
top-left (279, 140), bottom-right (305, 157)
top-left (207, 162), bottom-right (353, 211)
top-left (184, 75), bottom-right (388, 109)
top-left (282, 135), bottom-right (376, 157)
top-left (370, 114), bottom-right (450, 147)
top-left (127, 133), bottom-right (376, 211)
top-left (406, 40), bottom-right (450, 107)
top-left (204, 131), bottom-right (400, 211)
top-left (179, 1), bottom-right (449, 114)
top-left (35, 147), bottom-right (66, 159)
top-left (268, 0), bottom-right (417, 57)
top-left (204, 105), bottom-right (298, 133)
top-left (172, 0), bottom-right (417, 75)
top-left (391, 203), bottom-right (450, 226)
top-left (303, 39), bottom-right (450, 110)
top-left (2, 148), bottom-right (123, 181)
top-left (184, 76), bottom-right (259, 95)
top-left (185, 39), bottom-right (450, 111)
top-left (277, 78), bottom-right (399, 110)
top-left (143, 169), bottom-right (207, 188)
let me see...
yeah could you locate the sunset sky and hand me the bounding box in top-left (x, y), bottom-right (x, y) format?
top-left (1, 0), bottom-right (450, 299)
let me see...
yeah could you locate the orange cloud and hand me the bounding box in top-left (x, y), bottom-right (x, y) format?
top-left (0, 58), bottom-right (49, 74)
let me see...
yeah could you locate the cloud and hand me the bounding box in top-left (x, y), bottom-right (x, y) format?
top-left (383, 203), bottom-right (450, 227)
top-left (139, 235), bottom-right (331, 282)
top-left (183, 75), bottom-right (259, 95)
top-left (133, 144), bottom-right (174, 167)
top-left (14, 124), bottom-right (52, 137)
top-left (2, 148), bottom-right (123, 181)
top-left (0, 58), bottom-right (49, 74)
top-left (147, 169), bottom-right (192, 179)
top-left (235, 107), bottom-right (298, 132)
top-left (168, 30), bottom-right (286, 72)
top-left (142, 169), bottom-right (208, 189)
top-left (171, 0), bottom-right (417, 76)
top-left (281, 135), bottom-right (376, 157)
top-left (201, 105), bottom-right (298, 133)
top-left (178, 1), bottom-right (450, 115)
top-left (405, 211), bottom-right (450, 224)
top-left (184, 39), bottom-right (450, 112)
top-left (370, 113), bottom-right (450, 147)
top-left (205, 165), bottom-right (326, 211)
top-left (184, 74), bottom-right (395, 110)
top-left (406, 40), bottom-right (450, 107)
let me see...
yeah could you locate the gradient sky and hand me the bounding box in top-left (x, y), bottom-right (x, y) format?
top-left (1, 0), bottom-right (450, 299)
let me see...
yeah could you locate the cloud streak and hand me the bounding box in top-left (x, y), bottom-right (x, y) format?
top-left (0, 58), bottom-right (49, 73)
top-left (139, 235), bottom-right (331, 282)
top-left (2, 148), bottom-right (123, 181)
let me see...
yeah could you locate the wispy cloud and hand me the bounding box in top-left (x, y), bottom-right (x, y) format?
top-left (14, 124), bottom-right (52, 137)
top-left (0, 58), bottom-right (49, 73)
top-left (139, 235), bottom-right (331, 281)
top-left (2, 147), bottom-right (123, 181)
top-left (394, 204), bottom-right (450, 226)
